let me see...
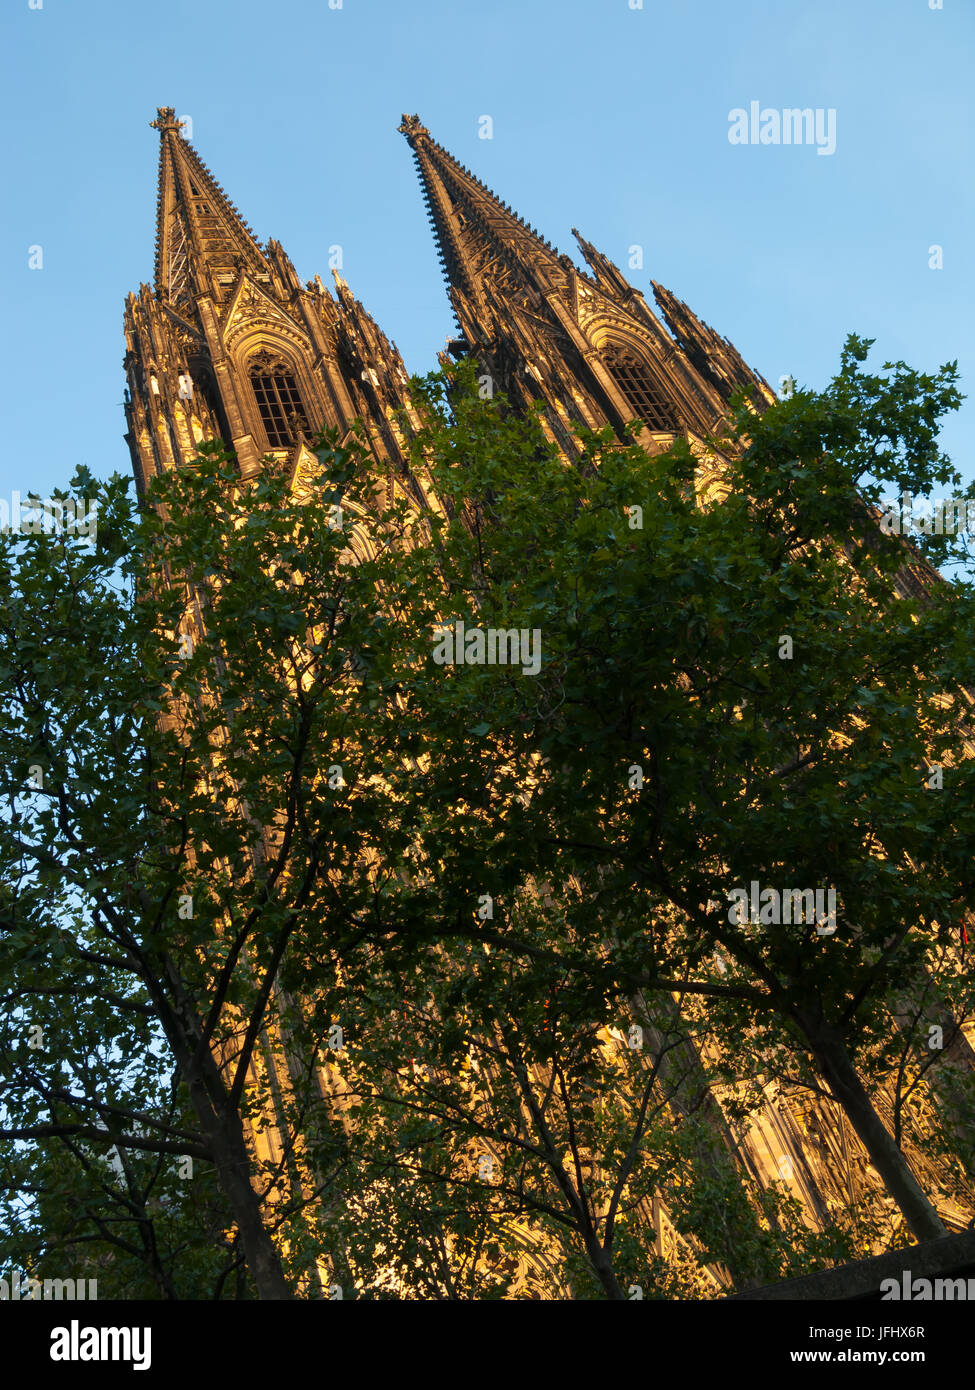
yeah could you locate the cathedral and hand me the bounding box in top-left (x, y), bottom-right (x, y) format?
top-left (120, 109), bottom-right (975, 1296)
top-left (122, 109), bottom-right (774, 503)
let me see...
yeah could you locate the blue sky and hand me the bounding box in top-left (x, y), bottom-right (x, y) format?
top-left (1, 0), bottom-right (972, 503)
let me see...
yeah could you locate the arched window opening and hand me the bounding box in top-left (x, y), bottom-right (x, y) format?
top-left (601, 343), bottom-right (679, 432)
top-left (249, 352), bottom-right (310, 447)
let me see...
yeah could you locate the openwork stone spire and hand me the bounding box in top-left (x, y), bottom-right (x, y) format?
top-left (151, 105), bottom-right (270, 310)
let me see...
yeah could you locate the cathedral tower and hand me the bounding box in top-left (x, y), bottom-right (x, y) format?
top-left (123, 108), bottom-right (421, 501)
top-left (395, 114), bottom-right (974, 1246)
top-left (398, 113), bottom-right (775, 465)
top-left (117, 107), bottom-right (973, 1290)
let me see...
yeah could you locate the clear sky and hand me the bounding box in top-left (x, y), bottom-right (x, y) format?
top-left (1, 0), bottom-right (971, 503)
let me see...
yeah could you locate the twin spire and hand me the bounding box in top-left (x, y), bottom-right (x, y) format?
top-left (151, 106), bottom-right (598, 314)
top-left (138, 107), bottom-right (769, 474)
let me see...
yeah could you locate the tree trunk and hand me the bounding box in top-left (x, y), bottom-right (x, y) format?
top-left (584, 1236), bottom-right (627, 1300)
top-left (805, 1024), bottom-right (947, 1243)
top-left (191, 1087), bottom-right (294, 1299)
top-left (154, 967), bottom-right (294, 1299)
top-left (173, 1038), bottom-right (294, 1299)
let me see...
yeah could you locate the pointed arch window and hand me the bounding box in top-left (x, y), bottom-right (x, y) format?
top-left (249, 352), bottom-right (310, 447)
top-left (601, 342), bottom-right (679, 431)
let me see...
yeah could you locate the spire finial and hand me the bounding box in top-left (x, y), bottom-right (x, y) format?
top-left (398, 113), bottom-right (429, 138)
top-left (151, 107), bottom-right (185, 136)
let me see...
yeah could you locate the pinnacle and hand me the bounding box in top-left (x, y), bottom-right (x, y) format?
top-left (151, 106), bottom-right (185, 135)
top-left (398, 113), bottom-right (429, 138)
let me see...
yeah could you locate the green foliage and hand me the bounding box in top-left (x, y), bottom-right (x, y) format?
top-left (0, 340), bottom-right (972, 1297)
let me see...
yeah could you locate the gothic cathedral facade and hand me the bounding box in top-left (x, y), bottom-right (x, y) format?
top-left (123, 109), bottom-right (775, 511)
top-left (121, 109), bottom-right (974, 1290)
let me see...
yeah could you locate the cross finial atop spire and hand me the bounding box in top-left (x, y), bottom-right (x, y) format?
top-left (151, 107), bottom-right (185, 136)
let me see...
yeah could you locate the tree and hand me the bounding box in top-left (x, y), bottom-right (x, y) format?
top-left (329, 344), bottom-right (975, 1244)
top-left (1, 338), bottom-right (972, 1299)
top-left (321, 913), bottom-right (856, 1298)
top-left (0, 453), bottom-right (397, 1297)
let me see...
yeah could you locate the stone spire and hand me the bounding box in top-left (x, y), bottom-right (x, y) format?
top-left (151, 106), bottom-right (271, 314)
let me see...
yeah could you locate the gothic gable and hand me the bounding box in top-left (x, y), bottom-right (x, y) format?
top-left (222, 276), bottom-right (310, 352)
